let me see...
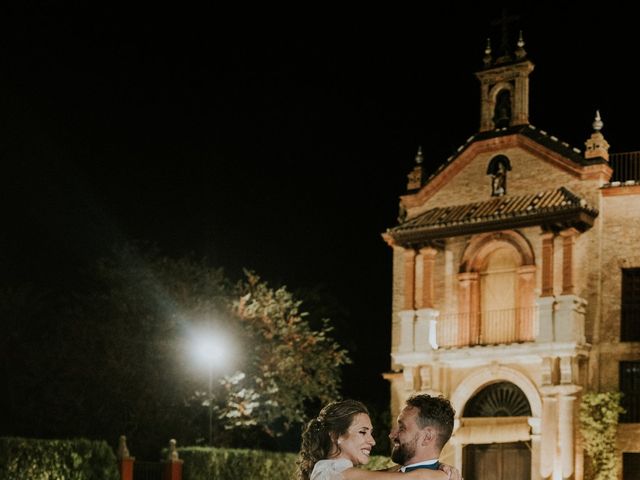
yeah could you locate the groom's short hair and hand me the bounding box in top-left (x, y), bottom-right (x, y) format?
top-left (406, 394), bottom-right (455, 451)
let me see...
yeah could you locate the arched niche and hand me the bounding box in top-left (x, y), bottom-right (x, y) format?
top-left (451, 365), bottom-right (542, 419)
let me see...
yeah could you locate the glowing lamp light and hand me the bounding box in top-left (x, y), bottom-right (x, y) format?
top-left (194, 334), bottom-right (229, 367)
top-left (190, 329), bottom-right (234, 446)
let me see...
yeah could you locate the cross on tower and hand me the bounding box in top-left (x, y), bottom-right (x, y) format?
top-left (491, 8), bottom-right (520, 57)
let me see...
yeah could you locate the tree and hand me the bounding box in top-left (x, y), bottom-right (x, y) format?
top-left (215, 271), bottom-right (350, 436)
top-left (1, 245), bottom-right (349, 456)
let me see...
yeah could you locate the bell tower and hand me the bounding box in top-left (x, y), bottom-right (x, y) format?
top-left (476, 30), bottom-right (534, 132)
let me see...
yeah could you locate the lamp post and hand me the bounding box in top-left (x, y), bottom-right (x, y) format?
top-left (194, 333), bottom-right (228, 446)
top-left (207, 359), bottom-right (213, 445)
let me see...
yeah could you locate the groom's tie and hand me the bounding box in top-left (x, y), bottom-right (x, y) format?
top-left (403, 462), bottom-right (440, 472)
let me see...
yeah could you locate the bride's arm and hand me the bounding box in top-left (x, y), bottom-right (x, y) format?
top-left (341, 467), bottom-right (448, 480)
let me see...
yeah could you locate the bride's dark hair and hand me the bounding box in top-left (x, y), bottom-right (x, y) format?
top-left (296, 399), bottom-right (369, 480)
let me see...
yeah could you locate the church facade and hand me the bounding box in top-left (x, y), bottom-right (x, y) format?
top-left (382, 36), bottom-right (640, 479)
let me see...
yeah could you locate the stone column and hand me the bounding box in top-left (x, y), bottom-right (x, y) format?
top-left (541, 232), bottom-right (555, 297)
top-left (117, 435), bottom-right (135, 480)
top-left (162, 439), bottom-right (183, 480)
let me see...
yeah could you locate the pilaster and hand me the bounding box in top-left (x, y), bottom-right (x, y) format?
top-left (560, 228), bottom-right (578, 295)
top-left (404, 249), bottom-right (416, 310)
top-left (516, 264), bottom-right (537, 340)
top-left (540, 393), bottom-right (557, 479)
top-left (539, 385), bottom-right (581, 480)
top-left (418, 247), bottom-right (437, 309)
top-left (528, 418), bottom-right (541, 480)
top-left (559, 394), bottom-right (577, 479)
top-left (541, 231), bottom-right (555, 297)
top-left (457, 272), bottom-right (480, 345)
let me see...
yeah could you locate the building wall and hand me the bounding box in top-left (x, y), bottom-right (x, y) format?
top-left (405, 145), bottom-right (603, 220)
top-left (599, 188), bottom-right (640, 462)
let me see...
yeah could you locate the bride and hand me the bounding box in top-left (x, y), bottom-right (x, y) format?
top-left (296, 400), bottom-right (460, 480)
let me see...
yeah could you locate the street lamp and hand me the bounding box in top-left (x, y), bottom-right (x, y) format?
top-left (194, 333), bottom-right (229, 445)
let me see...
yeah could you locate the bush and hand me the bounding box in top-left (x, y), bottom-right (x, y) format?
top-left (178, 446), bottom-right (393, 480)
top-left (0, 437), bottom-right (118, 480)
top-left (579, 392), bottom-right (625, 480)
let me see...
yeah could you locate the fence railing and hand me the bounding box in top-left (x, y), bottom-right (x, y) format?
top-left (132, 461), bottom-right (163, 480)
top-left (438, 306), bottom-right (537, 347)
top-left (610, 151), bottom-right (640, 182)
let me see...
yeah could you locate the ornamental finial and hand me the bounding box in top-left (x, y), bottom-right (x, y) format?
top-left (415, 146), bottom-right (424, 165)
top-left (593, 110), bottom-right (603, 131)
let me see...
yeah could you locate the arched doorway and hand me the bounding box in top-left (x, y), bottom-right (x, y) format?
top-left (462, 382), bottom-right (532, 480)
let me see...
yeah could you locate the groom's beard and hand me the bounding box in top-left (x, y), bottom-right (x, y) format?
top-left (391, 433), bottom-right (419, 465)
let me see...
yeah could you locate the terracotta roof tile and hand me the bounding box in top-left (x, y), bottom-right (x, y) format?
top-left (387, 187), bottom-right (598, 243)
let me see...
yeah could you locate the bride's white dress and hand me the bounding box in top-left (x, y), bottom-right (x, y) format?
top-left (310, 458), bottom-right (354, 480)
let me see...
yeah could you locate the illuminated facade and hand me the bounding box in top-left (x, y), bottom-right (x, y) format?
top-left (383, 37), bottom-right (640, 480)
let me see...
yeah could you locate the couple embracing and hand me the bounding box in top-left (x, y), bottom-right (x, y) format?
top-left (296, 394), bottom-right (462, 480)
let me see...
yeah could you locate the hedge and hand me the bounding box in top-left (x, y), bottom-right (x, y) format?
top-left (0, 437), bottom-right (118, 480)
top-left (178, 447), bottom-right (394, 480)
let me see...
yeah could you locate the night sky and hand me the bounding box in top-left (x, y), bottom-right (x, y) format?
top-left (2, 5), bottom-right (639, 409)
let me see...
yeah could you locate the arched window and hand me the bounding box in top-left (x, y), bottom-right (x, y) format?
top-left (454, 231), bottom-right (537, 346)
top-left (480, 247), bottom-right (519, 344)
top-left (464, 381), bottom-right (532, 417)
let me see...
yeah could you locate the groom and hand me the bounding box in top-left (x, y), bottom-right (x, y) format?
top-left (388, 393), bottom-right (455, 473)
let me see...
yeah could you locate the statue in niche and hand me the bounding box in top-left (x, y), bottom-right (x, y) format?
top-left (493, 89), bottom-right (512, 128)
top-left (486, 154), bottom-right (512, 196)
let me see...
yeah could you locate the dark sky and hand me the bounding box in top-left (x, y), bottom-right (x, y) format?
top-left (2, 4), bottom-right (639, 406)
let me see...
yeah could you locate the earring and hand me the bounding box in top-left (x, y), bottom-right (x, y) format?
top-left (337, 440), bottom-right (341, 445)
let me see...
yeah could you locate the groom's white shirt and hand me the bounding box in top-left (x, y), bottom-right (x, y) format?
top-left (399, 459), bottom-right (438, 472)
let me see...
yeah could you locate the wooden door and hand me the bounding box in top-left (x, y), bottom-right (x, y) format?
top-left (463, 442), bottom-right (531, 480)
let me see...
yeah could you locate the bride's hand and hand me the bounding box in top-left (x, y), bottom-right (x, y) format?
top-left (438, 463), bottom-right (462, 480)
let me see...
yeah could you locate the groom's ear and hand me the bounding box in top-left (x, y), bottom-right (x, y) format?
top-left (422, 427), bottom-right (436, 445)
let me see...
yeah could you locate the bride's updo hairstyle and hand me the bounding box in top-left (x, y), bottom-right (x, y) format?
top-left (296, 399), bottom-right (369, 480)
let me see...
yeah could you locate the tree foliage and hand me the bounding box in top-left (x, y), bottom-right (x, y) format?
top-left (0, 246), bottom-right (349, 456)
top-left (579, 391), bottom-right (625, 480)
top-left (215, 271), bottom-right (350, 434)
